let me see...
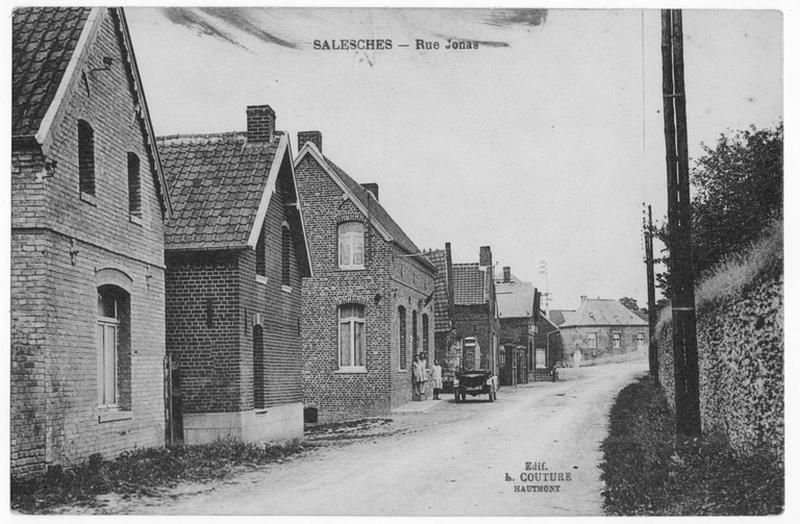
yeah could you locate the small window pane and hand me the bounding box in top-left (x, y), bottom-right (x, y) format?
top-left (354, 322), bottom-right (365, 367)
top-left (340, 322), bottom-right (352, 367)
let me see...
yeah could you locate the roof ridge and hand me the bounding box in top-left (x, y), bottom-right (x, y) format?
top-left (158, 129), bottom-right (286, 144)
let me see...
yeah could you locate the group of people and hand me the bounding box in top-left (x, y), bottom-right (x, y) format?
top-left (412, 352), bottom-right (442, 400)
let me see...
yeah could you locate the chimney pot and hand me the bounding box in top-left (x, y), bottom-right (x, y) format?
top-left (503, 266), bottom-right (511, 282)
top-left (361, 183), bottom-right (379, 201)
top-left (298, 131), bottom-right (322, 153)
top-left (246, 105), bottom-right (275, 143)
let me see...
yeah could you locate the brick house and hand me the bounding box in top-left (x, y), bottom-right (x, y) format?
top-left (533, 312), bottom-right (562, 372)
top-left (294, 132), bottom-right (436, 422)
top-left (450, 247), bottom-right (499, 378)
top-left (158, 105), bottom-right (312, 443)
top-left (555, 297), bottom-right (649, 365)
top-left (11, 7), bottom-right (172, 477)
top-left (494, 267), bottom-right (537, 386)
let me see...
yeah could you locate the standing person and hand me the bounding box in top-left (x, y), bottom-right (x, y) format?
top-left (431, 359), bottom-right (443, 400)
top-left (412, 354), bottom-right (424, 399)
top-left (573, 345), bottom-right (583, 369)
top-left (420, 351), bottom-right (429, 398)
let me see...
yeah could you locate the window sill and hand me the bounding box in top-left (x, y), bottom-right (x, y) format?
top-left (80, 191), bottom-right (97, 206)
top-left (129, 214), bottom-right (143, 226)
top-left (255, 275), bottom-right (269, 285)
top-left (255, 408), bottom-right (269, 415)
top-left (281, 285), bottom-right (292, 294)
top-left (338, 266), bottom-right (366, 272)
top-left (98, 409), bottom-right (132, 423)
top-left (335, 367), bottom-right (367, 374)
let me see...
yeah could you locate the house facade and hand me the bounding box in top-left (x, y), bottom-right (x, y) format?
top-left (555, 297), bottom-right (649, 365)
top-left (494, 267), bottom-right (537, 386)
top-left (11, 7), bottom-right (172, 476)
top-left (158, 105), bottom-right (312, 444)
top-left (533, 312), bottom-right (562, 374)
top-left (425, 243), bottom-right (462, 392)
top-left (294, 132), bottom-right (437, 422)
top-left (450, 247), bottom-right (499, 378)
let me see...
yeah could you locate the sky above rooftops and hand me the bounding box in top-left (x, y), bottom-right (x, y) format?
top-left (125, 5), bottom-right (782, 309)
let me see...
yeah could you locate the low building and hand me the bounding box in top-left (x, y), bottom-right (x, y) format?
top-left (533, 311), bottom-right (562, 374)
top-left (555, 297), bottom-right (649, 365)
top-left (158, 105), bottom-right (312, 444)
top-left (294, 131), bottom-right (436, 422)
top-left (495, 267), bottom-right (536, 386)
top-left (11, 7), bottom-right (172, 476)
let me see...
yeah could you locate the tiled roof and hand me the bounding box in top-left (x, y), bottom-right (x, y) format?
top-left (323, 156), bottom-right (423, 258)
top-left (425, 249), bottom-right (451, 332)
top-left (12, 7), bottom-right (91, 136)
top-left (452, 263), bottom-right (486, 306)
top-left (562, 299), bottom-right (648, 327)
top-left (157, 132), bottom-right (281, 250)
top-left (495, 280), bottom-right (535, 318)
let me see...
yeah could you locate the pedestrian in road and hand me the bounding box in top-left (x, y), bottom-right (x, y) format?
top-left (431, 359), bottom-right (443, 400)
top-left (412, 354), bottom-right (425, 399)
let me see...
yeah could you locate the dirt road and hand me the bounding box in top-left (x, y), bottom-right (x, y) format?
top-left (91, 359), bottom-right (648, 515)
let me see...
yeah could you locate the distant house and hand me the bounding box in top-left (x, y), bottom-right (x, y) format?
top-left (11, 7), bottom-right (172, 476)
top-left (450, 247), bottom-right (499, 378)
top-left (554, 297), bottom-right (648, 365)
top-left (158, 105), bottom-right (312, 444)
top-left (533, 311), bottom-right (562, 373)
top-left (294, 131), bottom-right (437, 422)
top-left (425, 244), bottom-right (459, 391)
top-left (494, 267), bottom-right (537, 386)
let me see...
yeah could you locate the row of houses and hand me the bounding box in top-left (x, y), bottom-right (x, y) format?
top-left (10, 7), bottom-right (649, 478)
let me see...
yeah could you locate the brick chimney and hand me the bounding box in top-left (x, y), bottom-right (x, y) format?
top-left (297, 131), bottom-right (322, 152)
top-left (503, 266), bottom-right (511, 283)
top-left (246, 105), bottom-right (275, 143)
top-left (361, 183), bottom-right (379, 201)
top-left (479, 246), bottom-right (492, 268)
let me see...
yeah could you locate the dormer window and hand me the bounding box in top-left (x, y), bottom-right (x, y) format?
top-left (338, 221), bottom-right (364, 269)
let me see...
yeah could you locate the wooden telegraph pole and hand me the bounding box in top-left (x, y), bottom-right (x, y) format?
top-left (660, 9), bottom-right (701, 437)
top-left (645, 205), bottom-right (658, 381)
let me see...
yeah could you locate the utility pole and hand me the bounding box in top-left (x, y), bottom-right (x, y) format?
top-left (660, 9), bottom-right (701, 437)
top-left (645, 205), bottom-right (658, 381)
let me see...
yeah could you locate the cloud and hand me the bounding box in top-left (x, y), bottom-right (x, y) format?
top-left (199, 8), bottom-right (299, 49)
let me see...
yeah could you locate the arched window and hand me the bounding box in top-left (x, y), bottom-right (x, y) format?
top-left (281, 223), bottom-right (291, 287)
top-left (253, 324), bottom-right (265, 408)
top-left (78, 120), bottom-right (95, 196)
top-left (398, 306), bottom-right (407, 370)
top-left (127, 152), bottom-right (141, 217)
top-left (338, 222), bottom-right (364, 269)
top-left (97, 285), bottom-right (131, 409)
top-left (422, 313), bottom-right (429, 353)
top-left (339, 304), bottom-right (365, 368)
top-left (412, 310), bottom-right (418, 354)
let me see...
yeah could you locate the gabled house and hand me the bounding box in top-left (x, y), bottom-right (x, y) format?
top-left (158, 105), bottom-right (312, 444)
top-left (294, 132), bottom-right (437, 422)
top-left (450, 247), bottom-right (499, 378)
top-left (533, 311), bottom-right (562, 374)
top-left (494, 267), bottom-right (537, 386)
top-left (11, 7), bottom-right (172, 477)
top-left (555, 297), bottom-right (649, 365)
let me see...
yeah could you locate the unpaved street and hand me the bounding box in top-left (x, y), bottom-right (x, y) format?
top-left (88, 359), bottom-right (647, 515)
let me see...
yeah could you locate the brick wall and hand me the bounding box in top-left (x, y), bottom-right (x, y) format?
top-left (295, 154), bottom-right (434, 422)
top-left (11, 9), bottom-right (167, 477)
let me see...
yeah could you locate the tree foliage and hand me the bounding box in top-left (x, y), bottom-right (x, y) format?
top-left (655, 122), bottom-right (783, 295)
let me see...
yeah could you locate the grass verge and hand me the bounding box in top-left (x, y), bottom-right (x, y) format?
top-left (600, 376), bottom-right (783, 515)
top-left (11, 438), bottom-right (307, 513)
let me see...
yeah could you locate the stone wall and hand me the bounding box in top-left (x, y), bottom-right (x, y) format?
top-left (656, 269), bottom-right (783, 458)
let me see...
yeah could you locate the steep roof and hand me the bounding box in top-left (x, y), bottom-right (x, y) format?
top-left (12, 7), bottom-right (172, 215)
top-left (561, 299), bottom-right (648, 328)
top-left (158, 132), bottom-right (281, 250)
top-left (295, 143), bottom-right (435, 273)
top-left (495, 280), bottom-right (535, 319)
top-left (452, 263), bottom-right (487, 306)
top-left (425, 249), bottom-right (451, 332)
top-left (12, 7), bottom-right (91, 136)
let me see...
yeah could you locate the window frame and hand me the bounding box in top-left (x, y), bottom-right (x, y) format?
top-left (338, 221), bottom-right (365, 270)
top-left (587, 332), bottom-right (597, 348)
top-left (612, 332), bottom-right (622, 349)
top-left (398, 306), bottom-right (407, 371)
top-left (127, 152), bottom-right (142, 221)
top-left (255, 223), bottom-right (267, 282)
top-left (338, 304), bottom-right (366, 371)
top-left (78, 119), bottom-right (96, 200)
top-left (281, 221), bottom-right (292, 290)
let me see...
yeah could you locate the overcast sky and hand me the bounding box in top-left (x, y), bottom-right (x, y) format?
top-left (126, 7), bottom-right (782, 310)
